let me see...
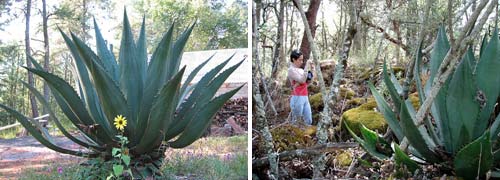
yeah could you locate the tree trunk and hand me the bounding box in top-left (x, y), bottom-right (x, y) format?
top-left (25, 0), bottom-right (37, 118)
top-left (289, 6), bottom-right (295, 51)
top-left (42, 0), bottom-right (50, 125)
top-left (270, 0), bottom-right (285, 79)
top-left (81, 0), bottom-right (89, 42)
top-left (339, 1), bottom-right (358, 72)
top-left (293, 0), bottom-right (321, 63)
top-left (253, 1), bottom-right (278, 178)
top-left (298, 0), bottom-right (359, 177)
top-left (24, 0), bottom-right (38, 136)
top-left (390, 2), bottom-right (402, 65)
top-left (292, 0), bottom-right (329, 178)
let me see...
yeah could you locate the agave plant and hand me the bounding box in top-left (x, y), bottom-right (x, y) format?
top-left (0, 11), bottom-right (244, 178)
top-left (347, 27), bottom-right (500, 179)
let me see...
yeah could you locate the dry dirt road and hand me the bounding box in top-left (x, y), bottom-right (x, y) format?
top-left (0, 136), bottom-right (84, 179)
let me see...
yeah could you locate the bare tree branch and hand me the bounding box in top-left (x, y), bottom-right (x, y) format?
top-left (252, 142), bottom-right (359, 167)
top-left (416, 0), bottom-right (496, 126)
top-left (360, 15), bottom-right (410, 54)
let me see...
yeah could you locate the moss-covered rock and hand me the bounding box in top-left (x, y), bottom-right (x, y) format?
top-left (342, 99), bottom-right (387, 135)
top-left (309, 84), bottom-right (321, 94)
top-left (320, 60), bottom-right (336, 86)
top-left (335, 151), bottom-right (353, 167)
top-left (309, 87), bottom-right (355, 111)
top-left (357, 98), bottom-right (377, 110)
top-left (358, 69), bottom-right (379, 82)
top-left (357, 66), bottom-right (405, 84)
top-left (310, 93), bottom-right (324, 111)
top-left (269, 125), bottom-right (316, 152)
top-left (339, 87), bottom-right (356, 99)
top-left (346, 97), bottom-right (366, 106)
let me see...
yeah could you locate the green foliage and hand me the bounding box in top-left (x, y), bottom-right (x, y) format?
top-left (108, 135), bottom-right (133, 179)
top-left (345, 124), bottom-right (391, 160)
top-left (15, 135), bottom-right (247, 180)
top-left (133, 0), bottom-right (247, 51)
top-left (0, 11), bottom-right (243, 178)
top-left (353, 27), bottom-right (500, 179)
top-left (342, 106), bottom-right (387, 135)
top-left (0, 43), bottom-right (28, 126)
top-left (454, 132), bottom-right (493, 180)
top-left (392, 142), bottom-right (419, 173)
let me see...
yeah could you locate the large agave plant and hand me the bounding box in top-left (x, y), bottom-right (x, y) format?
top-left (347, 27), bottom-right (500, 179)
top-left (0, 11), bottom-right (244, 177)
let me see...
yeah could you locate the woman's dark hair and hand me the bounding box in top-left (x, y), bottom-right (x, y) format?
top-left (290, 49), bottom-right (302, 62)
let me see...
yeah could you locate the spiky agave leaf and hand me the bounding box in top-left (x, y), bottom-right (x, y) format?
top-left (0, 10), bottom-right (245, 178)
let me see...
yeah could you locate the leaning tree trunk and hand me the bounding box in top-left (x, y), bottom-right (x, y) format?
top-left (253, 0), bottom-right (278, 178)
top-left (293, 0), bottom-right (328, 178)
top-left (293, 0), bottom-right (321, 63)
top-left (294, 0), bottom-right (360, 178)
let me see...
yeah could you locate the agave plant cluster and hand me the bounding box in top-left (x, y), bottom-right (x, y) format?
top-left (0, 11), bottom-right (244, 178)
top-left (347, 27), bottom-right (500, 179)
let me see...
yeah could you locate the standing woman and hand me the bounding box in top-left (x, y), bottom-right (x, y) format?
top-left (287, 50), bottom-right (313, 125)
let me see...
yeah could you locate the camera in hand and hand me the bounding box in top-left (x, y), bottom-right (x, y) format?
top-left (307, 71), bottom-right (313, 81)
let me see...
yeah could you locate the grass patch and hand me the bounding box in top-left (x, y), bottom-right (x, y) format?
top-left (13, 135), bottom-right (247, 179)
top-left (18, 164), bottom-right (84, 180)
top-left (162, 152), bottom-right (247, 180)
top-left (0, 125), bottom-right (22, 139)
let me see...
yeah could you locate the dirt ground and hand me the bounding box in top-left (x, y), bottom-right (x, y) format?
top-left (0, 136), bottom-right (84, 179)
top-left (0, 98), bottom-right (248, 179)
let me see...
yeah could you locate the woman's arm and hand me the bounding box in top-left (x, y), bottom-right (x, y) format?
top-left (288, 67), bottom-right (307, 84)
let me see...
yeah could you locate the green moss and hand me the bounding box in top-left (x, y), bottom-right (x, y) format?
top-left (309, 84), bottom-right (321, 94)
top-left (339, 87), bottom-right (355, 99)
top-left (335, 151), bottom-right (353, 167)
top-left (270, 125), bottom-right (316, 151)
top-left (409, 92), bottom-right (420, 110)
top-left (357, 98), bottom-right (377, 110)
top-left (358, 69), bottom-right (378, 81)
top-left (346, 98), bottom-right (366, 106)
top-left (310, 93), bottom-right (323, 111)
top-left (342, 101), bottom-right (387, 135)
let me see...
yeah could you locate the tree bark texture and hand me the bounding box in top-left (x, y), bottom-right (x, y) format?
top-left (293, 0), bottom-right (332, 178)
top-left (252, 142), bottom-right (358, 167)
top-left (253, 78), bottom-right (279, 179)
top-left (255, 0), bottom-right (278, 116)
top-left (402, 0), bottom-right (433, 100)
top-left (270, 0), bottom-right (285, 79)
top-left (293, 0), bottom-right (321, 64)
top-left (253, 2), bottom-right (278, 178)
top-left (81, 0), bottom-right (89, 42)
top-left (25, 0), bottom-right (38, 120)
top-left (42, 0), bottom-right (50, 123)
top-left (360, 15), bottom-right (410, 55)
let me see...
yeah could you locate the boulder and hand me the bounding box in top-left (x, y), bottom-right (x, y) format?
top-left (309, 87), bottom-right (356, 111)
top-left (335, 151), bottom-right (353, 167)
top-left (269, 125), bottom-right (316, 152)
top-left (342, 99), bottom-right (387, 135)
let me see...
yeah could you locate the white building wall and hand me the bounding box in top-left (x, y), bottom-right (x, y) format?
top-left (180, 48), bottom-right (249, 99)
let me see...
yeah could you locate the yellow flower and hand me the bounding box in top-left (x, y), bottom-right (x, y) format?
top-left (113, 115), bottom-right (127, 132)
